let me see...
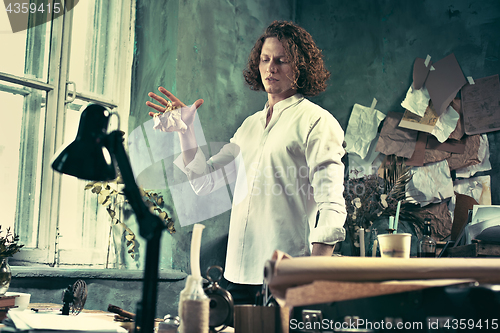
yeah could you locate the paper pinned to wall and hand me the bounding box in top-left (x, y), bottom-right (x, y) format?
top-left (426, 136), bottom-right (465, 154)
top-left (455, 134), bottom-right (491, 178)
top-left (462, 74), bottom-right (500, 135)
top-left (425, 53), bottom-right (466, 116)
top-left (344, 102), bottom-right (386, 159)
top-left (428, 104), bottom-right (460, 143)
top-left (424, 148), bottom-right (451, 165)
top-left (448, 98), bottom-right (465, 140)
top-left (347, 134), bottom-right (384, 179)
top-left (424, 98), bottom-right (465, 153)
top-left (375, 112), bottom-right (418, 159)
top-left (406, 159), bottom-right (454, 207)
top-left (399, 105), bottom-right (437, 133)
top-left (401, 86), bottom-right (430, 118)
top-left (406, 132), bottom-right (428, 167)
top-left (420, 201), bottom-right (453, 240)
top-left (454, 175), bottom-right (491, 206)
top-left (412, 56), bottom-right (432, 90)
top-left (400, 87), bottom-right (460, 143)
top-left (446, 134), bottom-right (481, 170)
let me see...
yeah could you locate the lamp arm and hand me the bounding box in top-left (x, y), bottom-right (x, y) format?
top-left (106, 130), bottom-right (166, 333)
top-left (106, 131), bottom-right (165, 241)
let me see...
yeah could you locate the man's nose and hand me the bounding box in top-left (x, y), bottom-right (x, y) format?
top-left (267, 62), bottom-right (277, 73)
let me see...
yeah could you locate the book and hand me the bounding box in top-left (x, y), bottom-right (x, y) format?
top-left (0, 294), bottom-right (18, 308)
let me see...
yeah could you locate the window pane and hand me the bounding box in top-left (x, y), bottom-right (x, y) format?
top-left (69, 0), bottom-right (117, 98)
top-left (57, 100), bottom-right (110, 264)
top-left (0, 91), bottom-right (23, 232)
top-left (15, 88), bottom-right (46, 247)
top-left (57, 104), bottom-right (89, 252)
top-left (0, 8), bottom-right (51, 81)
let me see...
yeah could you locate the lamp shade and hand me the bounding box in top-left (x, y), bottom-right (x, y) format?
top-left (51, 104), bottom-right (117, 181)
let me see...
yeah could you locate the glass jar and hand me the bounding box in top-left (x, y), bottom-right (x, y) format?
top-left (0, 257), bottom-right (12, 295)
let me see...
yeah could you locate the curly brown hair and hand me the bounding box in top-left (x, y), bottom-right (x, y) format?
top-left (243, 20), bottom-right (330, 97)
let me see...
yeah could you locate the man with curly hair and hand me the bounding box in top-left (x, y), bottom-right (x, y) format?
top-left (147, 20), bottom-right (346, 304)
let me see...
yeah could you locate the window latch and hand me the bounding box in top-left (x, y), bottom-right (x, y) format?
top-left (65, 81), bottom-right (76, 104)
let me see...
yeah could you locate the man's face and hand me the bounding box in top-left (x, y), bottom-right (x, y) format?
top-left (259, 37), bottom-right (296, 99)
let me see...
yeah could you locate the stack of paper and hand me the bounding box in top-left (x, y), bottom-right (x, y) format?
top-left (4, 311), bottom-right (127, 333)
top-left (465, 205), bottom-right (500, 244)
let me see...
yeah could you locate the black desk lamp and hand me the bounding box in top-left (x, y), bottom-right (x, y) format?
top-left (52, 104), bottom-right (166, 333)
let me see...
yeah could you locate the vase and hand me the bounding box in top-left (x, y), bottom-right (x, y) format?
top-left (0, 257), bottom-right (11, 296)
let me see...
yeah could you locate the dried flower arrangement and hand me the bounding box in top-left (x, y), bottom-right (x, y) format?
top-left (85, 175), bottom-right (175, 267)
top-left (343, 155), bottom-right (420, 254)
top-left (0, 226), bottom-right (24, 258)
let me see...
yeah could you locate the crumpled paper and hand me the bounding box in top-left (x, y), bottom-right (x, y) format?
top-left (430, 105), bottom-right (460, 143)
top-left (347, 133), bottom-right (384, 179)
top-left (345, 102), bottom-right (386, 159)
top-left (417, 201), bottom-right (453, 240)
top-left (424, 149), bottom-right (451, 165)
top-left (375, 112), bottom-right (418, 158)
top-left (446, 134), bottom-right (481, 170)
top-left (448, 98), bottom-right (465, 140)
top-left (401, 85), bottom-right (430, 117)
top-left (454, 175), bottom-right (491, 206)
top-left (153, 105), bottom-right (187, 134)
top-left (455, 134), bottom-right (491, 178)
top-left (406, 159), bottom-right (454, 207)
top-left (401, 86), bottom-right (459, 143)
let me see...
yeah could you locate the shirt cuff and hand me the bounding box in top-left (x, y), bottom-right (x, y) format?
top-left (310, 207), bottom-right (346, 245)
top-left (173, 147), bottom-right (207, 176)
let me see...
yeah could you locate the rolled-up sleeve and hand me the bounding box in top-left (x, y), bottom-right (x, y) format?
top-left (306, 114), bottom-right (347, 245)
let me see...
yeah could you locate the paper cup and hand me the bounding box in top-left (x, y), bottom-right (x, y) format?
top-left (377, 233), bottom-right (411, 258)
top-left (5, 292), bottom-right (31, 311)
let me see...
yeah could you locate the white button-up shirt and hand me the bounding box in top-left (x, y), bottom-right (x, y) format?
top-left (174, 94), bottom-right (346, 284)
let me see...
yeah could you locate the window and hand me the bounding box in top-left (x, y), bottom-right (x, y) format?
top-left (0, 0), bottom-right (135, 267)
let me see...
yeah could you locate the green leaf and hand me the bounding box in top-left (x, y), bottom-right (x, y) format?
top-left (91, 185), bottom-right (102, 194)
top-left (100, 189), bottom-right (110, 197)
top-left (107, 208), bottom-right (116, 219)
top-left (84, 182), bottom-right (97, 190)
top-left (98, 194), bottom-right (109, 205)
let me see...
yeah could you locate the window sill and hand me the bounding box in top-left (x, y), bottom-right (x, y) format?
top-left (11, 266), bottom-right (187, 281)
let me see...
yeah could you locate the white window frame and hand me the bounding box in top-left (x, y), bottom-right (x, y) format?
top-left (0, 0), bottom-right (135, 267)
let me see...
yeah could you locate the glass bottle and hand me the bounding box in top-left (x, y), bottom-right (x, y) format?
top-left (418, 219), bottom-right (436, 257)
top-left (0, 257), bottom-right (11, 295)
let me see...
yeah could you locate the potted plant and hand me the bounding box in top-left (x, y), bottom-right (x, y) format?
top-left (0, 227), bottom-right (23, 295)
top-left (343, 155), bottom-right (418, 256)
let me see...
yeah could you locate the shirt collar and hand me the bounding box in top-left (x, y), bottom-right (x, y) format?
top-left (264, 93), bottom-right (304, 114)
top-left (262, 94), bottom-right (304, 127)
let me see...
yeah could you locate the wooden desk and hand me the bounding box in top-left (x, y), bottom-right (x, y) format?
top-left (21, 304), bottom-right (235, 333)
top-left (19, 303), bottom-right (135, 332)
